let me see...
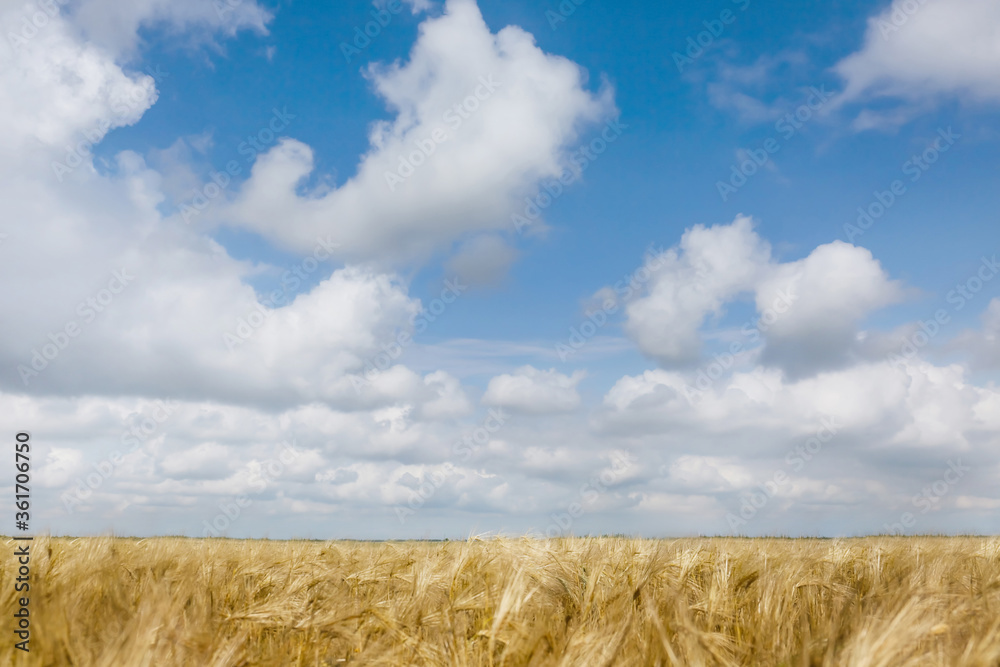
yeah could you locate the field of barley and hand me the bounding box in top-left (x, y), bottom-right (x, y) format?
top-left (3, 535), bottom-right (1000, 666)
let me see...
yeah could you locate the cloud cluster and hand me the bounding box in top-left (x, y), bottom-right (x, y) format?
top-left (0, 0), bottom-right (613, 413)
top-left (622, 216), bottom-right (772, 365)
top-left (16, 347), bottom-right (1000, 538)
top-left (618, 216), bottom-right (903, 378)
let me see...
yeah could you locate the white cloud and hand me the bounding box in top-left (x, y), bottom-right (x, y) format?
top-left (417, 371), bottom-right (473, 420)
top-left (835, 0), bottom-right (1000, 117)
top-left (623, 215), bottom-right (772, 365)
top-left (36, 447), bottom-right (87, 488)
top-left (214, 0), bottom-right (614, 265)
top-left (619, 217), bottom-right (904, 378)
top-left (757, 241), bottom-right (905, 377)
top-left (0, 202), bottom-right (424, 408)
top-left (482, 365), bottom-right (584, 414)
top-left (71, 0), bottom-right (271, 54)
top-left (0, 14), bottom-right (155, 157)
top-left (13, 349), bottom-right (1000, 539)
top-left (668, 455), bottom-right (755, 491)
top-left (0, 0), bottom-right (270, 156)
top-left (596, 359), bottom-right (993, 454)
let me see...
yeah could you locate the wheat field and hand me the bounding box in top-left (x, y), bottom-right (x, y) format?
top-left (3, 535), bottom-right (1000, 666)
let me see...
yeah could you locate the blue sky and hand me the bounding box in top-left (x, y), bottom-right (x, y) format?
top-left (3, 0), bottom-right (1000, 539)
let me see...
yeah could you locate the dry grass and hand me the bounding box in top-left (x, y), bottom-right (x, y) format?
top-left (3, 535), bottom-right (1000, 666)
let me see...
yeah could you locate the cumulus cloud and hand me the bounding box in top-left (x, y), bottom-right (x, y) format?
top-left (482, 366), bottom-right (585, 414)
top-left (619, 217), bottom-right (903, 377)
top-left (0, 13), bottom-right (156, 157)
top-left (595, 358), bottom-right (999, 526)
top-left (13, 349), bottom-right (1000, 538)
top-left (756, 241), bottom-right (905, 378)
top-left (0, 188), bottom-right (424, 408)
top-left (597, 359), bottom-right (996, 454)
top-left (0, 0), bottom-right (270, 144)
top-left (214, 0), bottom-right (614, 265)
top-left (834, 0), bottom-right (1000, 124)
top-left (623, 216), bottom-right (772, 365)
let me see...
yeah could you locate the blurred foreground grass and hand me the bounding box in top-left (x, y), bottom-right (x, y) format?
top-left (3, 535), bottom-right (1000, 666)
